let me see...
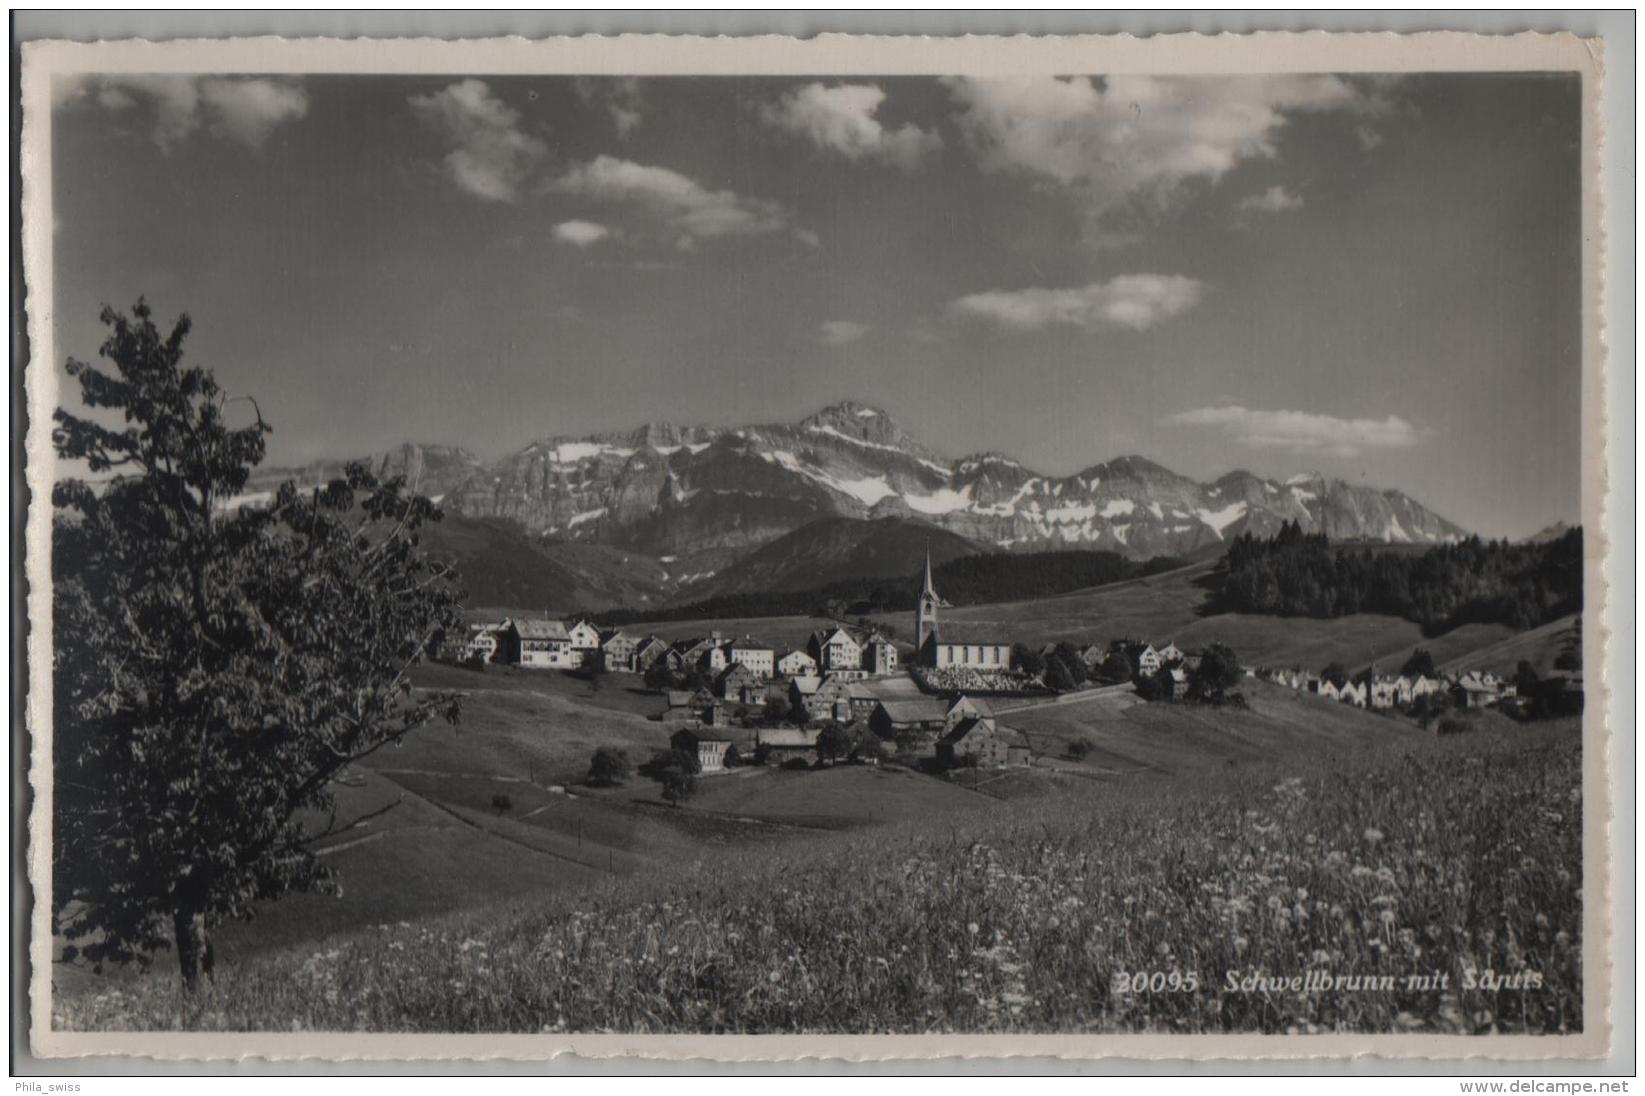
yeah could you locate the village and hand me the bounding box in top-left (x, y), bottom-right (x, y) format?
top-left (444, 552), bottom-right (1563, 781)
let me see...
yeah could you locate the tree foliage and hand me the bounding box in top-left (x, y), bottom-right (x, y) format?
top-left (586, 747), bottom-right (631, 787)
top-left (1218, 522), bottom-right (1582, 634)
top-left (50, 301), bottom-right (463, 986)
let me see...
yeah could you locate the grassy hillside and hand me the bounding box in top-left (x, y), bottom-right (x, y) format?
top-left (57, 719), bottom-right (1582, 1034)
top-left (1438, 615), bottom-right (1582, 677)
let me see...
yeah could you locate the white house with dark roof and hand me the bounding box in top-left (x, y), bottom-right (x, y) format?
top-left (499, 618), bottom-right (579, 669)
top-left (809, 626), bottom-right (864, 673)
top-left (776, 649), bottom-right (817, 678)
top-left (726, 635), bottom-right (776, 679)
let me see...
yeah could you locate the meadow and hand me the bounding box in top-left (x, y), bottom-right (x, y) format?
top-left (55, 718), bottom-right (1582, 1035)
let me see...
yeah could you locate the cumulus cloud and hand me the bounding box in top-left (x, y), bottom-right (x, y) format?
top-left (80, 75), bottom-right (308, 151)
top-left (552, 155), bottom-right (795, 244)
top-left (409, 79), bottom-right (547, 203)
top-left (818, 320), bottom-right (871, 345)
top-left (574, 76), bottom-right (644, 139)
top-left (949, 274), bottom-right (1204, 333)
top-left (942, 75), bottom-right (1376, 224)
top-left (552, 220), bottom-right (611, 247)
top-left (1165, 405), bottom-right (1421, 458)
top-left (763, 83), bottom-right (941, 170)
top-left (1237, 185), bottom-right (1303, 214)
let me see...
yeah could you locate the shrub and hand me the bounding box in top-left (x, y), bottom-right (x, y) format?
top-left (586, 748), bottom-right (631, 787)
top-left (490, 793), bottom-right (513, 814)
top-left (1065, 738), bottom-right (1094, 761)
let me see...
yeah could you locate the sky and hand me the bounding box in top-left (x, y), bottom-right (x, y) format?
top-left (50, 71), bottom-right (1581, 539)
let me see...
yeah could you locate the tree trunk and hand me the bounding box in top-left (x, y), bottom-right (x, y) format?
top-left (173, 906), bottom-right (212, 990)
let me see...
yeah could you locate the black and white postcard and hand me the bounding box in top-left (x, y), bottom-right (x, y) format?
top-left (19, 30), bottom-right (1618, 1065)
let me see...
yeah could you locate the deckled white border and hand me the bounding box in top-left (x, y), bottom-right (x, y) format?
top-left (19, 31), bottom-right (1612, 1064)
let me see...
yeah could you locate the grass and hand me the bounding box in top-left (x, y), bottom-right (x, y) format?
top-left (55, 720), bottom-right (1581, 1034)
top-left (1439, 615), bottom-right (1581, 678)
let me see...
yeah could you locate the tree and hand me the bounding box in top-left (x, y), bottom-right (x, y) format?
top-left (1401, 649), bottom-right (1438, 678)
top-left (1190, 643), bottom-right (1241, 701)
top-left (643, 659), bottom-right (675, 692)
top-left (1052, 642), bottom-right (1089, 685)
top-left (1044, 657), bottom-right (1076, 692)
top-left (491, 793), bottom-right (514, 814)
top-left (661, 769), bottom-right (696, 807)
top-left (586, 747), bottom-right (631, 787)
top-left (1099, 649), bottom-right (1134, 685)
top-left (1321, 661), bottom-right (1349, 688)
top-left (1012, 643), bottom-right (1046, 677)
top-left (1554, 650), bottom-right (1581, 672)
top-left (50, 302), bottom-right (463, 988)
top-left (586, 659), bottom-right (606, 693)
top-left (762, 696), bottom-right (788, 725)
top-left (816, 723), bottom-right (852, 763)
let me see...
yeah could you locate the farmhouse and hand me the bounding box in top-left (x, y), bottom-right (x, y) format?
top-left (1156, 641), bottom-right (1185, 666)
top-left (455, 623), bottom-right (500, 664)
top-left (1451, 674), bottom-right (1499, 709)
top-left (1338, 680), bottom-right (1368, 708)
top-left (670, 728), bottom-right (736, 773)
top-left (755, 726), bottom-right (818, 764)
top-left (791, 675), bottom-right (854, 723)
top-left (726, 635), bottom-right (776, 679)
top-left (498, 618), bottom-right (580, 669)
top-left (599, 629), bottom-right (640, 672)
top-left (632, 635), bottom-right (671, 671)
top-left (565, 618), bottom-right (603, 665)
top-left (717, 663), bottom-right (764, 705)
top-left (1124, 642), bottom-right (1162, 676)
top-left (864, 633), bottom-right (899, 675)
top-left (776, 649), bottom-right (817, 678)
top-left (912, 551), bottom-right (1014, 670)
top-left (869, 697), bottom-right (951, 751)
top-left (938, 716), bottom-right (1031, 770)
top-left (809, 626), bottom-right (863, 673)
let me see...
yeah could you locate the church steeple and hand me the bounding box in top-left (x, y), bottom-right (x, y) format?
top-left (915, 544), bottom-right (940, 663)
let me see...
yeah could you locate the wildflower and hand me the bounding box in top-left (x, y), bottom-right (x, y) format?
top-left (1363, 828), bottom-right (1385, 846)
top-left (1234, 936), bottom-right (1249, 953)
top-left (1312, 949), bottom-right (1332, 965)
top-left (968, 922), bottom-right (980, 936)
top-left (1295, 887), bottom-right (1310, 902)
top-left (768, 970), bottom-right (783, 984)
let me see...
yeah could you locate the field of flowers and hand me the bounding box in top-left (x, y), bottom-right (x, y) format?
top-left (55, 721), bottom-right (1582, 1035)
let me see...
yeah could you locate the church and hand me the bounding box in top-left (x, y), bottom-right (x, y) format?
top-left (913, 550), bottom-right (1015, 671)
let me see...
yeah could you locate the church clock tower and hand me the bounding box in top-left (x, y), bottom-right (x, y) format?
top-left (915, 547), bottom-right (940, 663)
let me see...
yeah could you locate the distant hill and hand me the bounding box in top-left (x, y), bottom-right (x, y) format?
top-left (1526, 521), bottom-right (1576, 544)
top-left (683, 517), bottom-right (988, 598)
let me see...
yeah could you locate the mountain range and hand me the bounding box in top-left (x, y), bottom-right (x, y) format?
top-left (243, 400), bottom-right (1468, 610)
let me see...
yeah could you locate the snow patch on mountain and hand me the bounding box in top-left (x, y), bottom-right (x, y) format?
top-left (1197, 501), bottom-right (1248, 537)
top-left (1100, 498), bottom-right (1136, 519)
top-left (904, 485), bottom-right (975, 515)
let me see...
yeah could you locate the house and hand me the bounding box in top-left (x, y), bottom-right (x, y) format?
top-left (669, 728), bottom-right (735, 773)
top-left (1409, 674), bottom-right (1442, 700)
top-left (790, 675), bottom-right (853, 723)
top-left (1156, 641), bottom-right (1185, 666)
top-left (1076, 644), bottom-right (1107, 668)
top-left (1310, 678), bottom-right (1341, 701)
top-left (1367, 676), bottom-right (1400, 709)
top-left (845, 681), bottom-right (883, 718)
top-left (498, 618), bottom-right (580, 669)
top-left (672, 635), bottom-right (728, 674)
top-left (938, 716), bottom-right (1032, 770)
top-left (565, 618), bottom-right (603, 666)
top-left (1161, 666), bottom-right (1190, 699)
top-left (809, 627), bottom-right (863, 674)
top-left (454, 623), bottom-right (501, 664)
top-left (726, 636), bottom-right (775, 679)
top-left (869, 698), bottom-right (952, 750)
top-left (632, 635), bottom-right (671, 672)
top-left (755, 726), bottom-right (818, 765)
top-left (863, 633), bottom-right (899, 676)
top-left (1452, 675), bottom-right (1499, 709)
top-left (775, 649), bottom-right (817, 678)
top-left (944, 694), bottom-right (994, 729)
top-left (717, 663), bottom-right (764, 706)
top-left (1338, 680), bottom-right (1368, 707)
top-left (599, 629), bottom-right (640, 672)
top-left (1116, 640), bottom-right (1161, 676)
top-left (1390, 675), bottom-right (1416, 706)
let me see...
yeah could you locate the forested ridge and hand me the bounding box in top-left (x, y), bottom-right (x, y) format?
top-left (1217, 523), bottom-right (1582, 634)
top-left (595, 550), bottom-right (1183, 627)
